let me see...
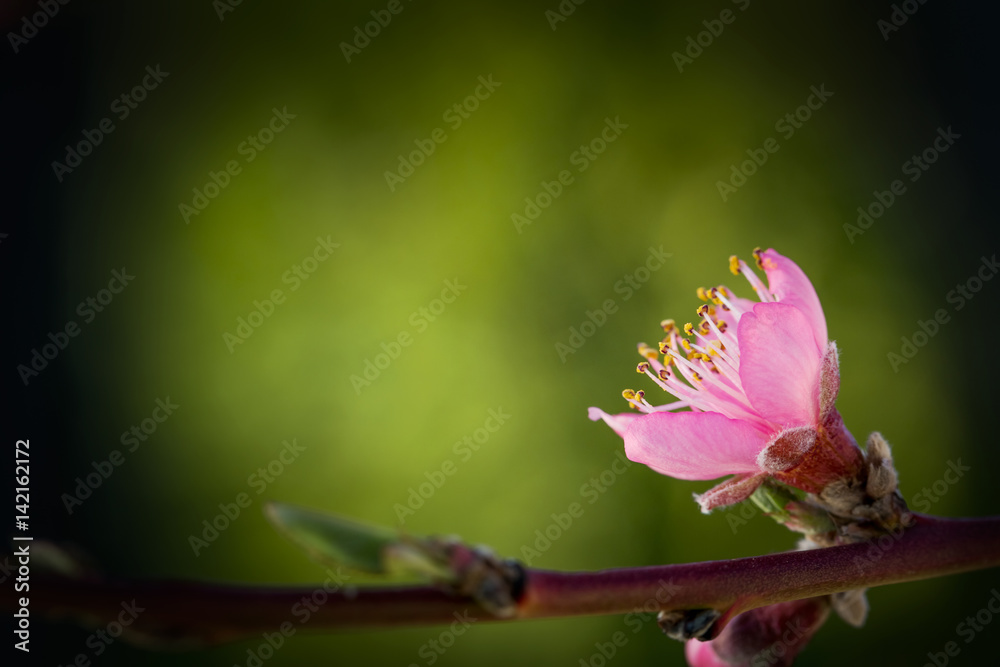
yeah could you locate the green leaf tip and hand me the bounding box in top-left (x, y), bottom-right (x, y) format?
top-left (264, 501), bottom-right (398, 574)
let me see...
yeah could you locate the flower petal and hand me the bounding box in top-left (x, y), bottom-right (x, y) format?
top-left (738, 302), bottom-right (824, 427)
top-left (694, 473), bottom-right (766, 513)
top-left (623, 412), bottom-right (769, 481)
top-left (587, 407), bottom-right (640, 439)
top-left (684, 639), bottom-right (731, 667)
top-left (759, 248), bottom-right (828, 348)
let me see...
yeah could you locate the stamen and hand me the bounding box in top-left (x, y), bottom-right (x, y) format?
top-left (696, 287), bottom-right (709, 302)
top-left (713, 288), bottom-right (745, 317)
top-left (738, 259), bottom-right (775, 302)
top-left (621, 388), bottom-right (644, 411)
top-left (637, 343), bottom-right (659, 360)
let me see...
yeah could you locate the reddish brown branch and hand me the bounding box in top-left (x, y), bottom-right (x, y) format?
top-left (9, 513), bottom-right (1000, 648)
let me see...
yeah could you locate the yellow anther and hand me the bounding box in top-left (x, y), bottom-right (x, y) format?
top-left (622, 389), bottom-right (637, 400)
top-left (697, 304), bottom-right (710, 318)
top-left (698, 322), bottom-right (711, 335)
top-left (658, 369), bottom-right (670, 381)
top-left (683, 322), bottom-right (695, 336)
top-left (638, 343), bottom-right (658, 360)
top-left (752, 247), bottom-right (765, 269)
top-left (635, 390), bottom-right (645, 400)
top-left (716, 320), bottom-right (728, 332)
top-left (692, 371), bottom-right (704, 382)
top-left (680, 338), bottom-right (692, 352)
top-left (658, 341), bottom-right (670, 355)
top-left (661, 319), bottom-right (676, 332)
top-left (637, 362), bottom-right (650, 374)
top-left (729, 255), bottom-right (741, 276)
top-left (696, 287), bottom-right (709, 302)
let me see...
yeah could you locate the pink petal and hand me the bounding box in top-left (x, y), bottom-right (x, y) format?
top-left (738, 302), bottom-right (824, 428)
top-left (684, 639), bottom-right (731, 667)
top-left (759, 248), bottom-right (828, 348)
top-left (694, 473), bottom-right (766, 513)
top-left (587, 407), bottom-right (641, 439)
top-left (623, 412), bottom-right (769, 481)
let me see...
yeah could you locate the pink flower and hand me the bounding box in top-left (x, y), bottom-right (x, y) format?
top-left (589, 249), bottom-right (863, 512)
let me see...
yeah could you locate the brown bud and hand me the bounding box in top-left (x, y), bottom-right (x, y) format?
top-left (831, 588), bottom-right (869, 628)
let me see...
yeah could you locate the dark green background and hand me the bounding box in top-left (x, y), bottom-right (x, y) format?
top-left (4, 1), bottom-right (999, 665)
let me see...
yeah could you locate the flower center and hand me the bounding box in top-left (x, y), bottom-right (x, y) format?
top-left (621, 250), bottom-right (776, 430)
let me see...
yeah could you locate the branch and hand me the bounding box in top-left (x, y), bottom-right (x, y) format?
top-left (9, 513), bottom-right (1000, 649)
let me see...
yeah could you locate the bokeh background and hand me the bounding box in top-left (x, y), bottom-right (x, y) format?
top-left (4, 1), bottom-right (1000, 665)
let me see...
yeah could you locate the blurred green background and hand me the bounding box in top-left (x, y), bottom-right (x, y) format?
top-left (5, 0), bottom-right (1000, 665)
